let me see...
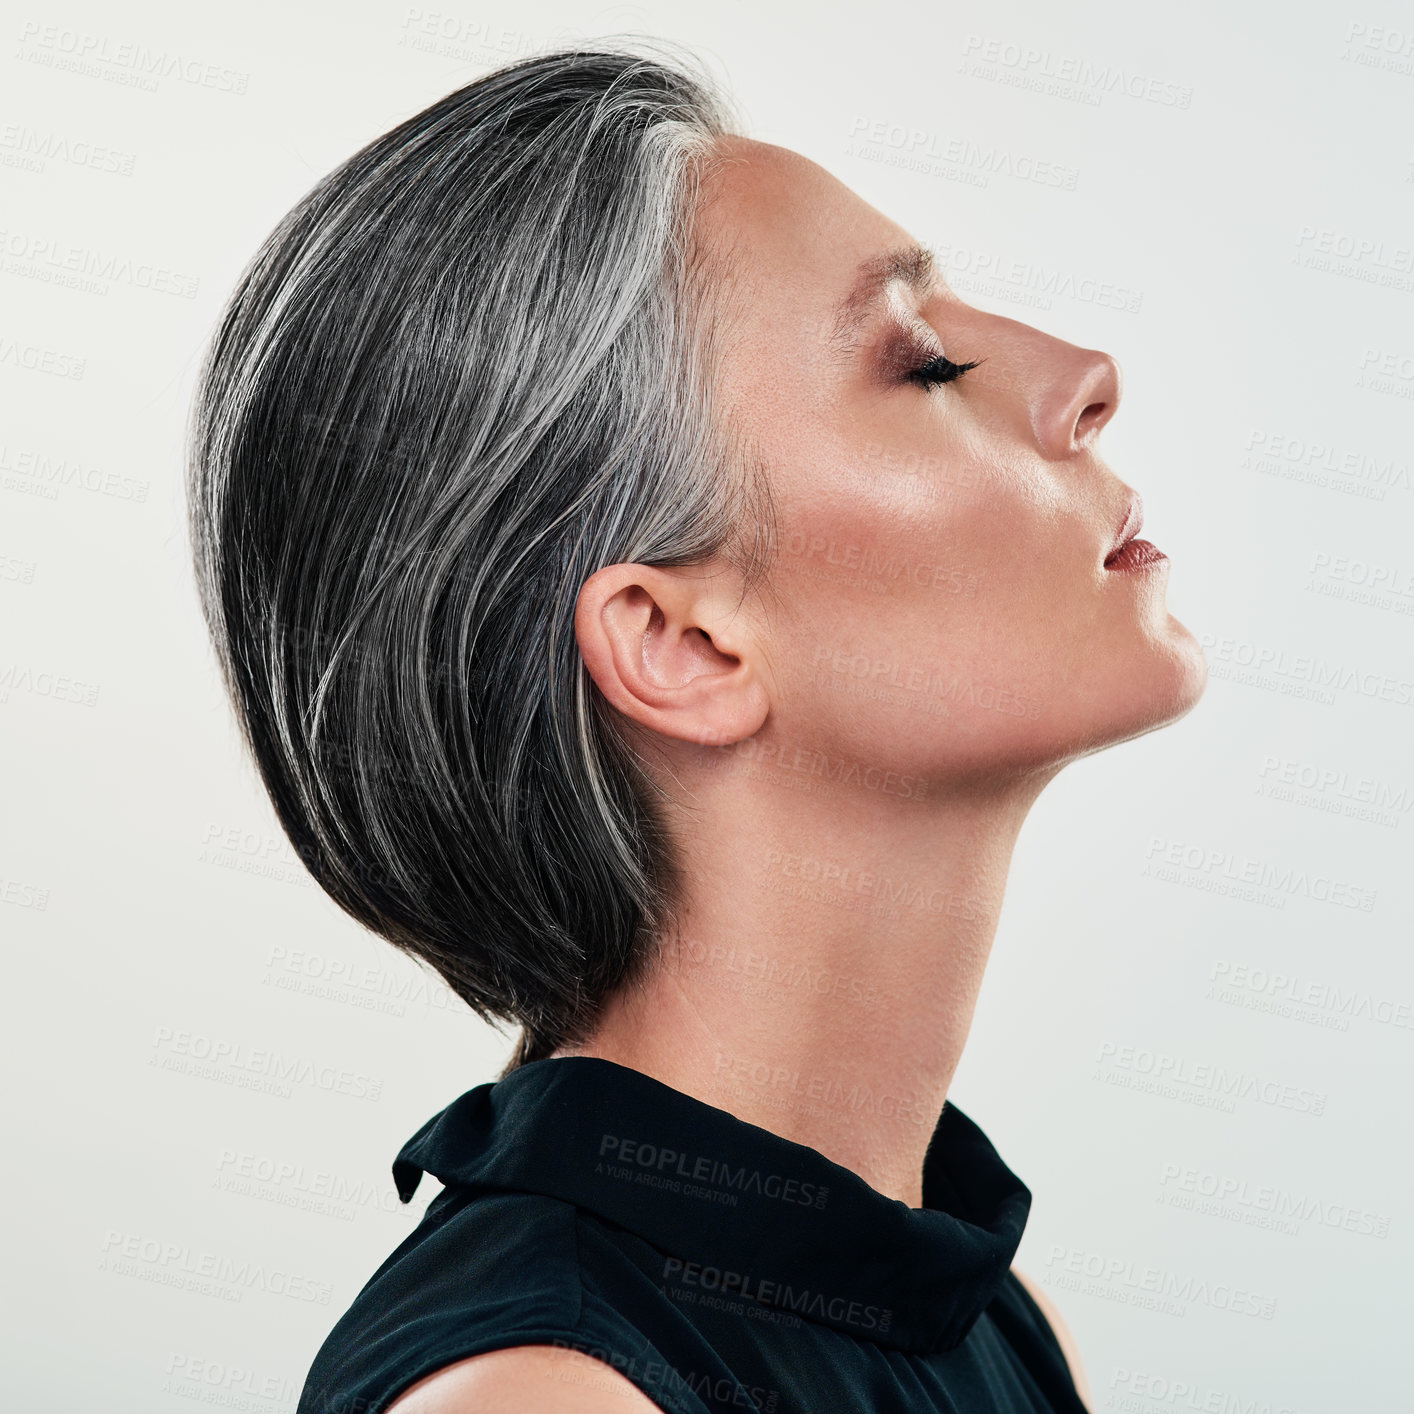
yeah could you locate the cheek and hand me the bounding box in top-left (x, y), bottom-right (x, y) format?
top-left (797, 436), bottom-right (1072, 632)
top-left (772, 453), bottom-right (1079, 701)
top-left (769, 433), bottom-right (1125, 763)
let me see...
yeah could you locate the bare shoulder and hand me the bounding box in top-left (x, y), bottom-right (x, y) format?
top-left (1010, 1266), bottom-right (1093, 1412)
top-left (385, 1343), bottom-right (666, 1413)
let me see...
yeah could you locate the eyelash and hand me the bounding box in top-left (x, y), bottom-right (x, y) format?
top-left (907, 352), bottom-right (981, 389)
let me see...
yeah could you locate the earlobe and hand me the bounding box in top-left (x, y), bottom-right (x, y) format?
top-left (573, 562), bottom-right (769, 748)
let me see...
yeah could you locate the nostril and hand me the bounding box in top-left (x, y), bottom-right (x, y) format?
top-left (1075, 400), bottom-right (1108, 442)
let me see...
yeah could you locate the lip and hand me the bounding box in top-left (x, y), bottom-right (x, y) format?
top-left (1104, 537), bottom-right (1167, 573)
top-left (1103, 493), bottom-right (1144, 568)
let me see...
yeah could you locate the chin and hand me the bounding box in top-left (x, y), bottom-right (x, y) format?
top-left (1119, 625), bottom-right (1210, 738)
top-left (1046, 629), bottom-right (1209, 765)
top-left (1161, 613), bottom-right (1210, 703)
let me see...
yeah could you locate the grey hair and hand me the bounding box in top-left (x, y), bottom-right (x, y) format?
top-left (185, 43), bottom-right (776, 1076)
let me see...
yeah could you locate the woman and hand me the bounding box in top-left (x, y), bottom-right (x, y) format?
top-left (187, 41), bottom-right (1207, 1414)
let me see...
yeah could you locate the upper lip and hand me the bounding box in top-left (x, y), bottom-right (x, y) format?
top-left (1104, 493), bottom-right (1144, 565)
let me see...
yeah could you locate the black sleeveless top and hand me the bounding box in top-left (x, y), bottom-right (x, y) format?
top-left (295, 1056), bottom-right (1089, 1413)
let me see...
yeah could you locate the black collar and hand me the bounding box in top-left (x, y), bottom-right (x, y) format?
top-left (392, 1056), bottom-right (1031, 1355)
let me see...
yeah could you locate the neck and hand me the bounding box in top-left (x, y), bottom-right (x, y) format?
top-left (549, 752), bottom-right (1053, 1208)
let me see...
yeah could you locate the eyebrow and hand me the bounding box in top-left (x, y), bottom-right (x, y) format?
top-left (828, 242), bottom-right (938, 353)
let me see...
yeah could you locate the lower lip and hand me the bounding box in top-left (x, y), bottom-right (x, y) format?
top-left (1104, 538), bottom-right (1167, 573)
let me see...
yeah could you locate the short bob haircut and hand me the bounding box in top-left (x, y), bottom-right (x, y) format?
top-left (186, 44), bottom-right (777, 1076)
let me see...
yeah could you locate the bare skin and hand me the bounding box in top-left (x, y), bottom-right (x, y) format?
top-left (394, 133), bottom-right (1205, 1411)
top-left (386, 1344), bottom-right (665, 1412)
top-left (552, 135), bottom-right (1205, 1201)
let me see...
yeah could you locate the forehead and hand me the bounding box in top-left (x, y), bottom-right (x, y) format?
top-left (692, 137), bottom-right (914, 332)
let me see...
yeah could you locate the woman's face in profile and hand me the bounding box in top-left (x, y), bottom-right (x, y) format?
top-left (694, 136), bottom-right (1209, 781)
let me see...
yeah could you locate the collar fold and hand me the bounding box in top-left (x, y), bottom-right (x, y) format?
top-left (392, 1056), bottom-right (1030, 1354)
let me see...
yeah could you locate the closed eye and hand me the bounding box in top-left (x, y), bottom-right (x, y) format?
top-left (908, 353), bottom-right (982, 389)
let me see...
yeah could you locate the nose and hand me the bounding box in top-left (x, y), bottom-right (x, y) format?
top-left (1032, 343), bottom-right (1122, 460)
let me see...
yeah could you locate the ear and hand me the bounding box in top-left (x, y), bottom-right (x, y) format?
top-left (573, 561), bottom-right (770, 748)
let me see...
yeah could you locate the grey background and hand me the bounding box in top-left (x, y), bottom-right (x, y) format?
top-left (3, 0), bottom-right (1411, 1408)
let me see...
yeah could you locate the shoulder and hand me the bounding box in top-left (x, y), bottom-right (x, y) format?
top-left (301, 1191), bottom-right (686, 1414)
top-left (299, 1192), bottom-right (587, 1408)
top-left (1009, 1266), bottom-right (1092, 1411)
top-left (378, 1188), bottom-right (584, 1317)
top-left (385, 1343), bottom-right (665, 1413)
